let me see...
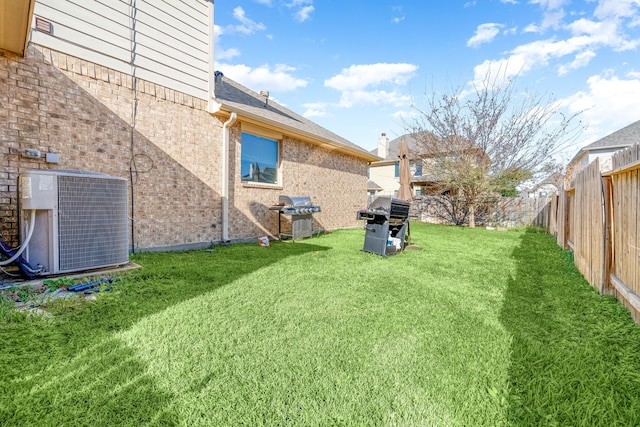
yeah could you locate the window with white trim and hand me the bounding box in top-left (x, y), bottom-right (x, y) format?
top-left (241, 132), bottom-right (280, 184)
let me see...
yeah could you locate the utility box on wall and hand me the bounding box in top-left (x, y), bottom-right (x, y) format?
top-left (19, 170), bottom-right (129, 275)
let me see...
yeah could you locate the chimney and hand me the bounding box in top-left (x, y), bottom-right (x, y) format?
top-left (377, 132), bottom-right (389, 158)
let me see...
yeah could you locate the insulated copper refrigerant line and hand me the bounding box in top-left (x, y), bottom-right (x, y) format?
top-left (67, 277), bottom-right (115, 293)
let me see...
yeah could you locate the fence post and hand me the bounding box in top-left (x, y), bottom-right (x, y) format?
top-left (603, 175), bottom-right (614, 295)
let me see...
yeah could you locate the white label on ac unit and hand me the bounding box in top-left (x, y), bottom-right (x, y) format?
top-left (21, 177), bottom-right (32, 199)
top-left (39, 175), bottom-right (55, 191)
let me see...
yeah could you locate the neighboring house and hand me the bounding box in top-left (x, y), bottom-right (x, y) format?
top-left (367, 180), bottom-right (383, 196)
top-left (565, 120), bottom-right (640, 187)
top-left (0, 0), bottom-right (378, 253)
top-left (368, 132), bottom-right (471, 198)
top-left (524, 173), bottom-right (563, 198)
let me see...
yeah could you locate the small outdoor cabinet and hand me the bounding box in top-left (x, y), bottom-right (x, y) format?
top-left (356, 196), bottom-right (410, 256)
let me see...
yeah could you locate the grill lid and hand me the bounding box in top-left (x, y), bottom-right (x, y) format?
top-left (357, 195), bottom-right (410, 220)
top-left (279, 195), bottom-right (313, 207)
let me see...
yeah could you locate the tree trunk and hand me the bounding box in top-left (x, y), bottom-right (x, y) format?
top-left (469, 204), bottom-right (476, 228)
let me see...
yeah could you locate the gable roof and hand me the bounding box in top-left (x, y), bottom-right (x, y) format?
top-left (582, 119), bottom-right (640, 151)
top-left (370, 131), bottom-right (479, 164)
top-left (367, 180), bottom-right (383, 191)
top-left (213, 73), bottom-right (379, 162)
top-left (568, 119), bottom-right (640, 166)
top-left (370, 132), bottom-right (428, 162)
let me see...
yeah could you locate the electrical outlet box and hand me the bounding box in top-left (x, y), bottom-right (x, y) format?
top-left (23, 148), bottom-right (41, 159)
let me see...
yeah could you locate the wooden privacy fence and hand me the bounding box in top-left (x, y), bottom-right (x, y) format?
top-left (552, 144), bottom-right (640, 323)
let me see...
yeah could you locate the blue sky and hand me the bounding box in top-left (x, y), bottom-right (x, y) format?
top-left (213, 0), bottom-right (640, 162)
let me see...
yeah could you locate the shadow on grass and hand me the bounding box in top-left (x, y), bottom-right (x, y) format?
top-left (0, 241), bottom-right (329, 426)
top-left (501, 228), bottom-right (640, 426)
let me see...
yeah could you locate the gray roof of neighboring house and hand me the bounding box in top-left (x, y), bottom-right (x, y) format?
top-left (370, 132), bottom-right (428, 162)
top-left (576, 120), bottom-right (640, 157)
top-left (367, 180), bottom-right (383, 191)
top-left (582, 119), bottom-right (640, 151)
top-left (570, 120), bottom-right (640, 164)
top-left (214, 73), bottom-right (379, 162)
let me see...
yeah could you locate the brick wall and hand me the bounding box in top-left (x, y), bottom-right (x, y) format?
top-left (228, 130), bottom-right (369, 238)
top-left (1, 45), bottom-right (223, 250)
top-left (0, 44), bottom-right (369, 252)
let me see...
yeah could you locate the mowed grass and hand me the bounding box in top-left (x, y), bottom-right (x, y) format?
top-left (1, 223), bottom-right (639, 426)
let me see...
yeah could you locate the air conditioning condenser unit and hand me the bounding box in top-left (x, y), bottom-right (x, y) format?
top-left (19, 170), bottom-right (129, 275)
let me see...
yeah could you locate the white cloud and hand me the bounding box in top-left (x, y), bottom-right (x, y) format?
top-left (227, 7), bottom-right (266, 35)
top-left (216, 47), bottom-right (241, 61)
top-left (337, 90), bottom-right (411, 109)
top-left (392, 16), bottom-right (406, 24)
top-left (285, 0), bottom-right (315, 22)
top-left (594, 0), bottom-right (640, 19)
top-left (302, 102), bottom-right (332, 118)
top-left (561, 72), bottom-right (640, 131)
top-left (294, 5), bottom-right (314, 22)
top-left (467, 23), bottom-right (504, 47)
top-left (529, 0), bottom-right (570, 10)
top-left (565, 18), bottom-right (639, 50)
top-left (471, 56), bottom-right (530, 87)
top-left (310, 63), bottom-right (417, 113)
top-left (473, 9), bottom-right (640, 85)
top-left (213, 24), bottom-right (241, 61)
top-left (325, 63), bottom-right (418, 92)
top-left (254, 0), bottom-right (273, 5)
top-left (541, 9), bottom-right (566, 29)
top-left (558, 50), bottom-right (596, 75)
top-left (524, 23), bottom-right (542, 33)
top-left (216, 63), bottom-right (308, 92)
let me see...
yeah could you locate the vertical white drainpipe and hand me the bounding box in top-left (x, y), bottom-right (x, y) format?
top-left (222, 112), bottom-right (237, 242)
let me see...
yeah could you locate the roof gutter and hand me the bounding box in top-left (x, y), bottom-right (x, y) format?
top-left (221, 111), bottom-right (237, 242)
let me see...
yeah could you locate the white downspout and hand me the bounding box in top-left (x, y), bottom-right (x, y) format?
top-left (222, 112), bottom-right (237, 242)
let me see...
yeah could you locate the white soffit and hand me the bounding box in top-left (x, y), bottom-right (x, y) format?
top-left (0, 0), bottom-right (35, 56)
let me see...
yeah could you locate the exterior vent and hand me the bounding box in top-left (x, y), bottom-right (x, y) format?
top-left (20, 170), bottom-right (128, 275)
top-left (35, 17), bottom-right (53, 35)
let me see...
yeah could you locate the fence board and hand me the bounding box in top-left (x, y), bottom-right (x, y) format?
top-left (572, 159), bottom-right (605, 291)
top-left (556, 190), bottom-right (567, 248)
top-left (609, 143), bottom-right (640, 322)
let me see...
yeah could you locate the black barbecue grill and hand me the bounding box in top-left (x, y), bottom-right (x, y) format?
top-left (357, 196), bottom-right (410, 256)
top-left (270, 195), bottom-right (321, 241)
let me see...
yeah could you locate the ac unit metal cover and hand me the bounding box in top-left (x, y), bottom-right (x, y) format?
top-left (20, 170), bottom-right (129, 274)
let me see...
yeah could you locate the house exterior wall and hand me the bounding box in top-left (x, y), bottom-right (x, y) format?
top-left (0, 45), bottom-right (223, 250)
top-left (1, 45), bottom-right (370, 250)
top-left (566, 148), bottom-right (627, 188)
top-left (588, 149), bottom-right (620, 173)
top-left (226, 129), bottom-right (368, 237)
top-left (31, 0), bottom-right (211, 100)
top-left (368, 163), bottom-right (398, 196)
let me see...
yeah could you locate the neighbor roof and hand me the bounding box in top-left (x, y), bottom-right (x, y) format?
top-left (583, 119), bottom-right (640, 151)
top-left (213, 73), bottom-right (379, 162)
top-left (367, 180), bottom-right (383, 191)
top-left (570, 119), bottom-right (640, 164)
top-left (370, 132), bottom-right (428, 163)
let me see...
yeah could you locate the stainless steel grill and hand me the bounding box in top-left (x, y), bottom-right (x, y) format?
top-left (270, 195), bottom-right (321, 240)
top-left (357, 195), bottom-right (410, 256)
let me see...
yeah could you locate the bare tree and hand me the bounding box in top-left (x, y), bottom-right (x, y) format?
top-left (407, 70), bottom-right (583, 227)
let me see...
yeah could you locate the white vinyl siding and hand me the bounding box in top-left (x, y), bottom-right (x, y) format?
top-left (31, 0), bottom-right (211, 99)
top-left (369, 163), bottom-right (401, 196)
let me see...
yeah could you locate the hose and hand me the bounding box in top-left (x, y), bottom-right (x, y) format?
top-left (0, 210), bottom-right (36, 266)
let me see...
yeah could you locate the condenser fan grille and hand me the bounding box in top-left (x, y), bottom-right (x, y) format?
top-left (58, 176), bottom-right (128, 272)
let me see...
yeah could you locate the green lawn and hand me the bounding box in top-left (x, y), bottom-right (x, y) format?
top-left (1, 223), bottom-right (639, 426)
